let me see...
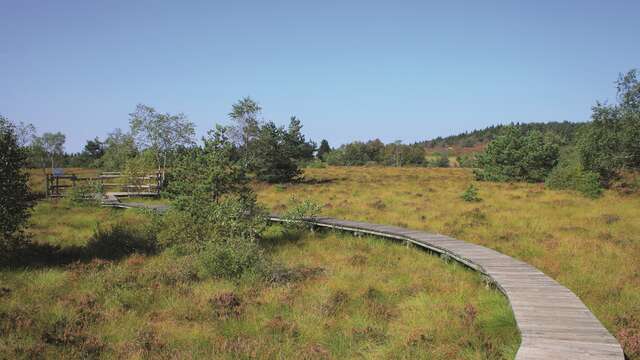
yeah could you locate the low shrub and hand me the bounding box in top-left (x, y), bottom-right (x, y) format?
top-left (304, 159), bottom-right (327, 169)
top-left (457, 154), bottom-right (477, 168)
top-left (474, 127), bottom-right (559, 182)
top-left (323, 149), bottom-right (345, 166)
top-left (461, 184), bottom-right (481, 202)
top-left (158, 195), bottom-right (266, 251)
top-left (545, 149), bottom-right (603, 198)
top-left (66, 180), bottom-right (103, 205)
top-left (282, 196), bottom-right (323, 229)
top-left (198, 238), bottom-right (269, 279)
top-left (430, 152), bottom-right (450, 168)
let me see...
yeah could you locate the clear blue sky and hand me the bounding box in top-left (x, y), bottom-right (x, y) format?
top-left (1, 0), bottom-right (638, 152)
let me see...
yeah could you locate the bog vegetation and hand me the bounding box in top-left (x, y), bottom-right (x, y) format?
top-left (257, 166), bottom-right (640, 359)
top-left (1, 69), bottom-right (640, 358)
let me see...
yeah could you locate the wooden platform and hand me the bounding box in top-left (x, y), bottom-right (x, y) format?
top-left (269, 216), bottom-right (624, 360)
top-left (101, 192), bottom-right (169, 212)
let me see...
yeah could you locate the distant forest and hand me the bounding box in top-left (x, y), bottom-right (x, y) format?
top-left (23, 120), bottom-right (588, 169)
top-left (420, 121), bottom-right (586, 152)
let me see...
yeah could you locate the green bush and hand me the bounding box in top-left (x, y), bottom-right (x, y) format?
top-left (430, 152), bottom-right (450, 168)
top-left (574, 171), bottom-right (603, 198)
top-left (123, 150), bottom-right (157, 190)
top-left (323, 149), bottom-right (345, 166)
top-left (384, 143), bottom-right (427, 166)
top-left (163, 127), bottom-right (266, 250)
top-left (66, 180), bottom-right (103, 205)
top-left (474, 127), bottom-right (559, 182)
top-left (546, 150), bottom-right (602, 198)
top-left (461, 184), bottom-right (481, 202)
top-left (198, 238), bottom-right (268, 279)
top-left (160, 125), bottom-right (270, 280)
top-left (158, 195), bottom-right (266, 251)
top-left (0, 116), bottom-right (33, 255)
top-left (457, 154), bottom-right (478, 168)
top-left (321, 140), bottom-right (426, 167)
top-left (282, 196), bottom-right (323, 229)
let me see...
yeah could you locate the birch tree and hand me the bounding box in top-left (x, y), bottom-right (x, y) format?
top-left (129, 104), bottom-right (195, 180)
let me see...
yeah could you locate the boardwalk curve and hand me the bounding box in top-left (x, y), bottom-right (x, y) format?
top-left (269, 216), bottom-right (624, 360)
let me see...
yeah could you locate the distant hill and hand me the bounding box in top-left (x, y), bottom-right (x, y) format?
top-left (420, 121), bottom-right (586, 155)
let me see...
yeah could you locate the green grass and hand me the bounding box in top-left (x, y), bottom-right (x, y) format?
top-left (0, 200), bottom-right (519, 359)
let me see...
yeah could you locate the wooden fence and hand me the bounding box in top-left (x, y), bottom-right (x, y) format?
top-left (45, 172), bottom-right (162, 198)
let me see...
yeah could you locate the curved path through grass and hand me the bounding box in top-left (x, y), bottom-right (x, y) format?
top-left (269, 216), bottom-right (624, 360)
top-left (103, 194), bottom-right (624, 358)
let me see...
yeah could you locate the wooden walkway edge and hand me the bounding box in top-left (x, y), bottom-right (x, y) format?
top-left (269, 216), bottom-right (624, 360)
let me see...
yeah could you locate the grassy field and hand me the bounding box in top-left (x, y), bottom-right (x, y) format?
top-left (256, 166), bottom-right (640, 358)
top-left (0, 200), bottom-right (518, 359)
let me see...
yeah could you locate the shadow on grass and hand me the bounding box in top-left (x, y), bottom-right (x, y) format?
top-left (297, 177), bottom-right (346, 185)
top-left (1, 223), bottom-right (158, 269)
top-left (260, 224), bottom-right (306, 251)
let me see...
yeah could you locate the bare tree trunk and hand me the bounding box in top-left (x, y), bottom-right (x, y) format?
top-left (161, 153), bottom-right (167, 184)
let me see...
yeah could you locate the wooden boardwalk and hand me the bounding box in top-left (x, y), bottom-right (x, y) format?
top-left (101, 193), bottom-right (169, 212)
top-left (269, 216), bottom-right (624, 360)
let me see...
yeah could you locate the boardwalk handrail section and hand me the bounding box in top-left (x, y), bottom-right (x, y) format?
top-left (269, 216), bottom-right (624, 360)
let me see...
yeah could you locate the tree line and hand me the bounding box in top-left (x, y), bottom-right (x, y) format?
top-left (421, 121), bottom-right (586, 150)
top-left (471, 69), bottom-right (640, 197)
top-left (15, 97), bottom-right (453, 181)
top-left (318, 140), bottom-right (452, 168)
top-left (10, 97), bottom-right (320, 183)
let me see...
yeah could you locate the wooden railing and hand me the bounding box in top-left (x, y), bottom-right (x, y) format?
top-left (45, 172), bottom-right (162, 198)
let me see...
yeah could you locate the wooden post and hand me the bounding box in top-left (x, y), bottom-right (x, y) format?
top-left (45, 175), bottom-right (49, 198)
